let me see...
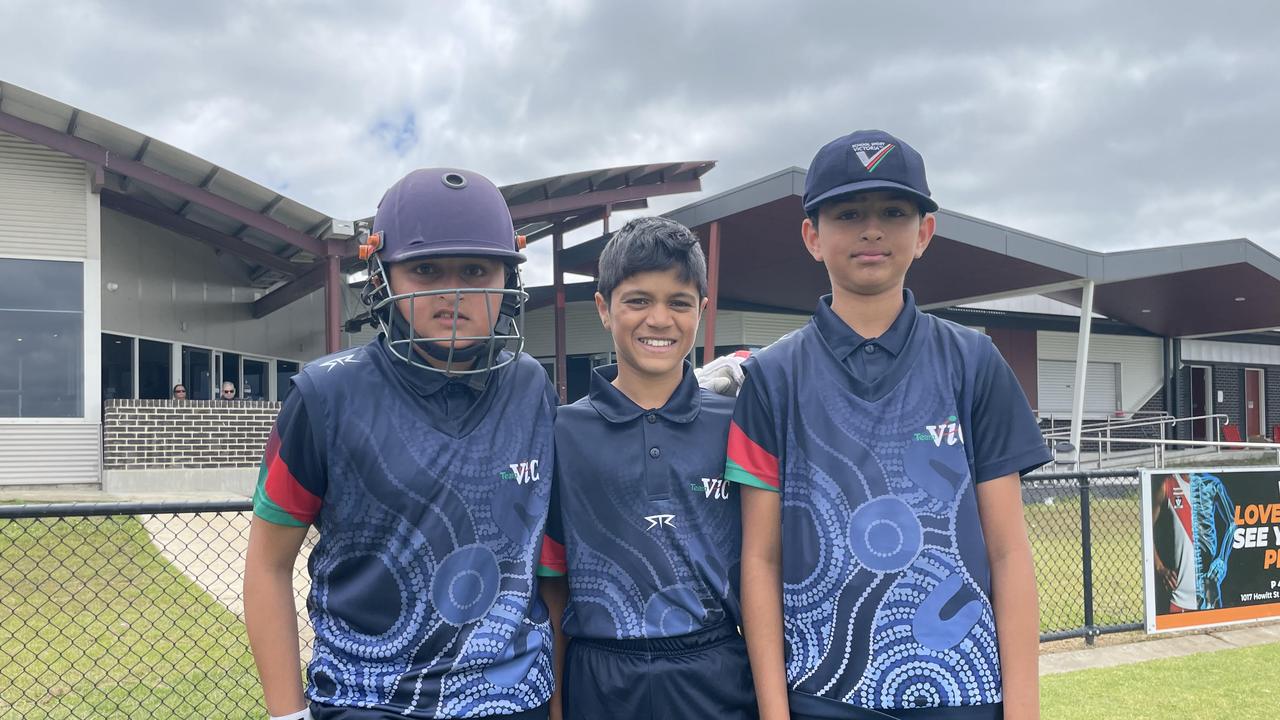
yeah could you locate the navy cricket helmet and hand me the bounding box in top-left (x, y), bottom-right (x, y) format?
top-left (359, 168), bottom-right (529, 378)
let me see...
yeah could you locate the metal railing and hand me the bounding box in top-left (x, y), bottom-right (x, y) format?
top-left (0, 473), bottom-right (1160, 715)
top-left (1041, 413), bottom-right (1235, 468)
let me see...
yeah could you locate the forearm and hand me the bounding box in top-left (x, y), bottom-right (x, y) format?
top-left (741, 555), bottom-right (789, 720)
top-left (991, 546), bottom-right (1040, 720)
top-left (540, 577), bottom-right (568, 720)
top-left (244, 558), bottom-right (306, 714)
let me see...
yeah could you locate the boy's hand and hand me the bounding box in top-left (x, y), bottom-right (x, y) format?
top-left (695, 350), bottom-right (750, 396)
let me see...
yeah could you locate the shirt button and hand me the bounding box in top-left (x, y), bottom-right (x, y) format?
top-left (649, 447), bottom-right (660, 459)
top-left (646, 413), bottom-right (657, 424)
top-left (864, 344), bottom-right (877, 354)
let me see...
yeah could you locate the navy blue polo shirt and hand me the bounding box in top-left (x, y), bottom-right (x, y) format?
top-left (253, 337), bottom-right (558, 718)
top-left (817, 289), bottom-right (916, 383)
top-left (541, 362), bottom-right (742, 640)
top-left (725, 293), bottom-right (1049, 719)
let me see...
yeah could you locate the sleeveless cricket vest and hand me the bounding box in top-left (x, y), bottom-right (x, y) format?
top-left (736, 312), bottom-right (1004, 713)
top-left (293, 340), bottom-right (556, 718)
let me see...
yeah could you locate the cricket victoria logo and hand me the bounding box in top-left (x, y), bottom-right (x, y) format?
top-left (852, 141), bottom-right (895, 172)
top-left (690, 477), bottom-right (730, 500)
top-left (644, 514), bottom-right (677, 530)
top-left (500, 459), bottom-right (540, 485)
top-left (914, 415), bottom-right (965, 447)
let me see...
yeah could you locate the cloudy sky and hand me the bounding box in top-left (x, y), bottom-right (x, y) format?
top-left (3, 0), bottom-right (1277, 284)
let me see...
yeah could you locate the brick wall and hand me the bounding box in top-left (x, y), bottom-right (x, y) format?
top-left (102, 399), bottom-right (280, 471)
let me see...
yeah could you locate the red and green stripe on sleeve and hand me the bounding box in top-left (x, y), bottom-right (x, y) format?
top-left (536, 534), bottom-right (566, 577)
top-left (252, 426), bottom-right (322, 527)
top-left (725, 421), bottom-right (780, 492)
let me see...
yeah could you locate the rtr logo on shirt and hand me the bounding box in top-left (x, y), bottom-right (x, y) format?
top-left (914, 415), bottom-right (965, 447)
top-left (500, 459), bottom-right (540, 485)
top-left (644, 514), bottom-right (676, 530)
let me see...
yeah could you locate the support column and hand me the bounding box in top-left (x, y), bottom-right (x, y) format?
top-left (702, 221), bottom-right (721, 367)
top-left (1069, 280), bottom-right (1095, 464)
top-left (324, 251), bottom-right (342, 354)
top-left (553, 226), bottom-right (567, 404)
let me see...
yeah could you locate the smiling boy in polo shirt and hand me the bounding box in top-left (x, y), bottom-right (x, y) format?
top-left (540, 217), bottom-right (755, 720)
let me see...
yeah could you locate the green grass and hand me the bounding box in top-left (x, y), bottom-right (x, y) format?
top-left (1024, 491), bottom-right (1144, 634)
top-left (1042, 641), bottom-right (1280, 718)
top-left (0, 515), bottom-right (262, 719)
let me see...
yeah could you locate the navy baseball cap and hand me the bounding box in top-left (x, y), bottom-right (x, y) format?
top-left (803, 129), bottom-right (938, 214)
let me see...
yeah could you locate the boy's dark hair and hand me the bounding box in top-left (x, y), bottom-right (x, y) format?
top-left (597, 216), bottom-right (708, 303)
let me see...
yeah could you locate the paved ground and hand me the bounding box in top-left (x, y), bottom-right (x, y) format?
top-left (1039, 621), bottom-right (1280, 675)
top-left (6, 488), bottom-right (1280, 676)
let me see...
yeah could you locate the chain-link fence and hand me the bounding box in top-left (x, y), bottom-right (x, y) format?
top-left (1023, 470), bottom-right (1145, 643)
top-left (1, 472), bottom-right (1146, 717)
top-left (0, 501), bottom-right (313, 719)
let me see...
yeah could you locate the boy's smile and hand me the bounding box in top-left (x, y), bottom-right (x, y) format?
top-left (802, 190), bottom-right (935, 299)
top-left (596, 267), bottom-right (707, 400)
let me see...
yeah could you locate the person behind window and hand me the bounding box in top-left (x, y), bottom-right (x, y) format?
top-left (220, 381), bottom-right (237, 401)
top-left (173, 383), bottom-right (188, 400)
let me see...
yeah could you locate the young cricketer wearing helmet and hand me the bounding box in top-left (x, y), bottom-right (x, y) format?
top-left (729, 131), bottom-right (1050, 720)
top-left (244, 169), bottom-right (559, 720)
top-left (538, 217), bottom-right (755, 720)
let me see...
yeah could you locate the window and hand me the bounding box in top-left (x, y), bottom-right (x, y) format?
top-left (102, 334), bottom-right (134, 401)
top-left (276, 360), bottom-right (299, 401)
top-left (221, 352), bottom-right (241, 396)
top-left (0, 259), bottom-right (84, 418)
top-left (243, 358), bottom-right (268, 401)
top-left (182, 346), bottom-right (212, 401)
top-left (138, 339), bottom-right (173, 399)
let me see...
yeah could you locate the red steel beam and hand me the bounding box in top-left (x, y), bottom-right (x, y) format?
top-left (100, 190), bottom-right (303, 278)
top-left (702, 221), bottom-right (721, 366)
top-left (253, 261), bottom-right (327, 318)
top-left (0, 109), bottom-right (327, 257)
top-left (553, 227), bottom-right (568, 404)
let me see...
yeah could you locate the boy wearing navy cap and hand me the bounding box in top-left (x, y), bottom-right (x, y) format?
top-left (244, 168), bottom-right (558, 720)
top-left (728, 131), bottom-right (1049, 720)
top-left (539, 217), bottom-right (756, 720)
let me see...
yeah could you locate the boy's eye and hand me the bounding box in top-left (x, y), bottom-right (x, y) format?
top-left (884, 206), bottom-right (909, 218)
top-left (411, 263), bottom-right (438, 276)
top-left (462, 264), bottom-right (488, 278)
top-left (836, 209), bottom-right (860, 221)
top-left (624, 298), bottom-right (649, 307)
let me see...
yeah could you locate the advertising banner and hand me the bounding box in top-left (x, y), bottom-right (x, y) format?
top-left (1142, 467), bottom-right (1280, 633)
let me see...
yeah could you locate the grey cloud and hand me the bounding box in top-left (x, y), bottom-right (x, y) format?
top-left (1, 0), bottom-right (1278, 284)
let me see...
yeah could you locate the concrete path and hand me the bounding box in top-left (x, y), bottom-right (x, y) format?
top-left (1041, 623), bottom-right (1280, 675)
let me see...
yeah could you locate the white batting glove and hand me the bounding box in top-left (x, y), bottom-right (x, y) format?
top-left (695, 350), bottom-right (750, 397)
top-left (270, 708), bottom-right (313, 720)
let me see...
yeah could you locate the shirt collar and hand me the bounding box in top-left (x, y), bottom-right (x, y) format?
top-left (375, 334), bottom-right (467, 398)
top-left (588, 361), bottom-right (702, 424)
top-left (813, 288), bottom-right (919, 360)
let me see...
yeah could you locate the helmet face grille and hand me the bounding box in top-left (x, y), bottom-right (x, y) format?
top-left (363, 254), bottom-right (527, 376)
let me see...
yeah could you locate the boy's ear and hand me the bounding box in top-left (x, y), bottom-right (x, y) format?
top-left (594, 291), bottom-right (611, 329)
top-left (699, 296), bottom-right (709, 315)
top-left (914, 213), bottom-right (937, 259)
top-left (801, 216), bottom-right (824, 262)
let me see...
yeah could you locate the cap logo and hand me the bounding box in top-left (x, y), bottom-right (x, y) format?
top-left (852, 142), bottom-right (895, 172)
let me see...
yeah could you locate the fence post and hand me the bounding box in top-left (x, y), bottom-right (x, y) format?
top-left (1079, 473), bottom-right (1096, 645)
